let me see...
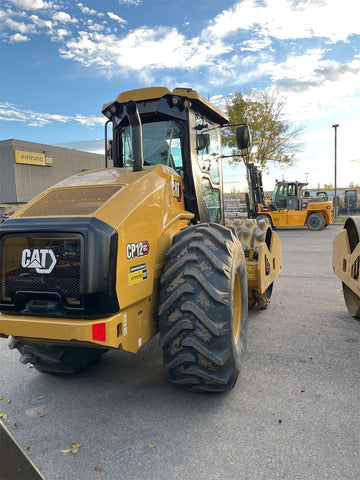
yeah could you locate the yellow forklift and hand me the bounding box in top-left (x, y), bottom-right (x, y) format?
top-left (0, 87), bottom-right (281, 392)
top-left (246, 163), bottom-right (333, 230)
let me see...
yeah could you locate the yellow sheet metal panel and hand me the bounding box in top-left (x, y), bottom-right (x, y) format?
top-left (286, 210), bottom-right (307, 226)
top-left (17, 185), bottom-right (123, 217)
top-left (0, 305), bottom-right (147, 353)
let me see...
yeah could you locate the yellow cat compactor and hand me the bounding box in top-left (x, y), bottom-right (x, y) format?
top-left (0, 87), bottom-right (281, 392)
top-left (333, 217), bottom-right (360, 318)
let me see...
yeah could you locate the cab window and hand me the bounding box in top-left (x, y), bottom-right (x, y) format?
top-left (114, 116), bottom-right (185, 172)
top-left (288, 184), bottom-right (297, 196)
top-left (201, 178), bottom-right (221, 223)
top-left (196, 117), bottom-right (220, 185)
top-left (273, 184), bottom-right (287, 209)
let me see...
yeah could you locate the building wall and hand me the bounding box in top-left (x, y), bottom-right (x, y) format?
top-left (0, 139), bottom-right (105, 203)
top-left (0, 139), bottom-right (17, 203)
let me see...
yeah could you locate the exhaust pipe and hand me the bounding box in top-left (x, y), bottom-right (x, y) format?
top-left (126, 100), bottom-right (143, 171)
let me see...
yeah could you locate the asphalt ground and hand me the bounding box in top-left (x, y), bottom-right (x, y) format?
top-left (0, 224), bottom-right (359, 480)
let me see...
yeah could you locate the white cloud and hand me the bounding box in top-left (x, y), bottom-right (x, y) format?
top-left (0, 102), bottom-right (104, 128)
top-left (51, 0), bottom-right (360, 79)
top-left (268, 54), bottom-right (360, 121)
top-left (5, 17), bottom-right (37, 34)
top-left (118, 0), bottom-right (142, 5)
top-left (52, 11), bottom-right (78, 24)
top-left (59, 28), bottom-right (183, 69)
top-left (241, 38), bottom-right (273, 52)
top-left (9, 32), bottom-right (29, 42)
top-left (74, 114), bottom-right (105, 127)
top-left (107, 12), bottom-right (126, 25)
top-left (77, 3), bottom-right (97, 15)
top-left (206, 0), bottom-right (360, 44)
top-left (205, 44), bottom-right (360, 124)
top-left (29, 14), bottom-right (53, 30)
top-left (88, 23), bottom-right (105, 32)
top-left (56, 28), bottom-right (70, 39)
top-left (9, 0), bottom-right (52, 10)
top-left (58, 24), bottom-right (233, 73)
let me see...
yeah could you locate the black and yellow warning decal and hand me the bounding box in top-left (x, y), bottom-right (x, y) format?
top-left (128, 263), bottom-right (148, 285)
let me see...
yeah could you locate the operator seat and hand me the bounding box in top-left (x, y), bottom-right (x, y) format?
top-left (143, 140), bottom-right (175, 169)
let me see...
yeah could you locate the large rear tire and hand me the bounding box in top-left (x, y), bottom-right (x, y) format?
top-left (308, 213), bottom-right (325, 231)
top-left (9, 338), bottom-right (107, 374)
top-left (158, 223), bottom-right (248, 392)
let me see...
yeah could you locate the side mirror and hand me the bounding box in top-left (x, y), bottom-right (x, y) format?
top-left (236, 125), bottom-right (251, 151)
top-left (197, 133), bottom-right (211, 152)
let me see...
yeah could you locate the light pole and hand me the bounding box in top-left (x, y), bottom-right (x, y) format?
top-left (332, 124), bottom-right (339, 218)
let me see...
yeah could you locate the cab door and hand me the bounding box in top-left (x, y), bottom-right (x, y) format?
top-left (191, 114), bottom-right (224, 224)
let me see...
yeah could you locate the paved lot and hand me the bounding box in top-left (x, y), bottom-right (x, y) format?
top-left (0, 224), bottom-right (359, 480)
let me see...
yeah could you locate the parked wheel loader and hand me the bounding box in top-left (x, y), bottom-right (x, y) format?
top-left (0, 87), bottom-right (281, 392)
top-left (339, 189), bottom-right (360, 214)
top-left (246, 163), bottom-right (333, 230)
top-left (333, 216), bottom-right (360, 318)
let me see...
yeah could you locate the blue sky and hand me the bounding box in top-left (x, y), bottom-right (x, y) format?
top-left (0, 0), bottom-right (359, 191)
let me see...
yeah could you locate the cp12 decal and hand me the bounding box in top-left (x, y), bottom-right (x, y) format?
top-left (126, 241), bottom-right (150, 260)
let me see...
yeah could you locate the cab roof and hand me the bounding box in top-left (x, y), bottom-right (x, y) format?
top-left (102, 86), bottom-right (229, 125)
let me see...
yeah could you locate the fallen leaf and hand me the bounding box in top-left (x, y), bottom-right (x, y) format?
top-left (36, 395), bottom-right (45, 400)
top-left (148, 444), bottom-right (156, 449)
top-left (0, 398), bottom-right (3, 401)
top-left (61, 442), bottom-right (82, 455)
top-left (93, 466), bottom-right (100, 472)
top-left (0, 413), bottom-right (8, 420)
top-left (9, 423), bottom-right (18, 429)
top-left (7, 400), bottom-right (11, 404)
top-left (71, 443), bottom-right (82, 455)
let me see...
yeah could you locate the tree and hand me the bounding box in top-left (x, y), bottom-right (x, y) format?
top-left (222, 90), bottom-right (303, 167)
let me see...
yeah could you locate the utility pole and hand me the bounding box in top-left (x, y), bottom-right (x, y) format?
top-left (332, 124), bottom-right (339, 218)
top-left (305, 172), bottom-right (309, 183)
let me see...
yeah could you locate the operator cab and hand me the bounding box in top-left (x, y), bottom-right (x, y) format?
top-left (272, 181), bottom-right (306, 210)
top-left (102, 87), bottom-right (250, 225)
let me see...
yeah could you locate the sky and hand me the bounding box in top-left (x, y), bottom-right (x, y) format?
top-left (0, 0), bottom-right (359, 192)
